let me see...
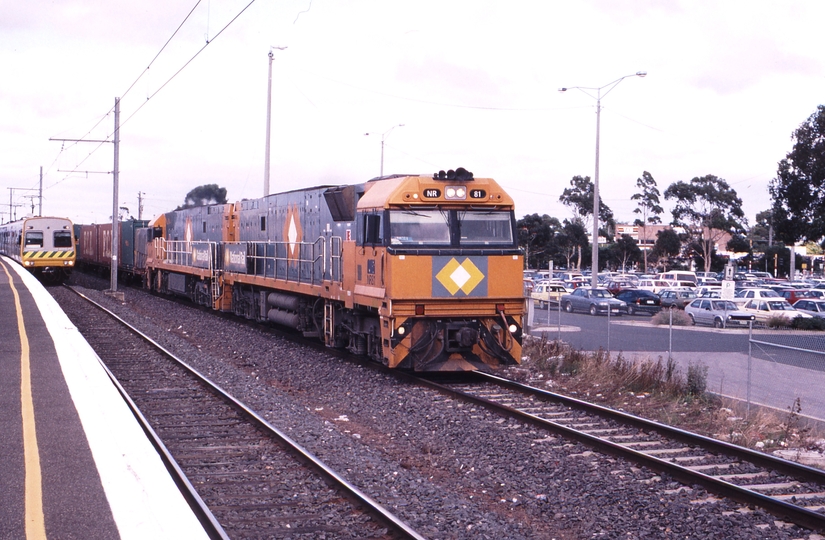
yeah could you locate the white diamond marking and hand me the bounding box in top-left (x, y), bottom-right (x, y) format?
top-left (450, 264), bottom-right (471, 288)
top-left (287, 214), bottom-right (298, 248)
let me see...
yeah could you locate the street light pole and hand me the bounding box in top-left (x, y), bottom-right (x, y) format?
top-left (365, 124), bottom-right (404, 177)
top-left (560, 71), bottom-right (646, 288)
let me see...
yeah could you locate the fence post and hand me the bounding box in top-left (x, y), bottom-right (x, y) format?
top-left (747, 320), bottom-right (753, 418)
top-left (668, 307), bottom-right (673, 362)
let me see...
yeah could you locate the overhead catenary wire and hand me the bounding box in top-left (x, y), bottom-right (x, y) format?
top-left (43, 0), bottom-right (255, 191)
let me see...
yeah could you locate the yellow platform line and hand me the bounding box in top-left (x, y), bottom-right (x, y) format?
top-left (1, 261), bottom-right (47, 539)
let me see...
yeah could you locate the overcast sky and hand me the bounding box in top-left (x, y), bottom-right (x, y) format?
top-left (2, 1), bottom-right (824, 228)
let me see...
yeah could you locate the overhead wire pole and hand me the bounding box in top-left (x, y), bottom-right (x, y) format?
top-left (264, 46), bottom-right (287, 196)
top-left (49, 96), bottom-right (121, 295)
top-left (559, 71), bottom-right (646, 288)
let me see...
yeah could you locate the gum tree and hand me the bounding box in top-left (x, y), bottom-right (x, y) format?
top-left (664, 175), bottom-right (744, 274)
top-left (630, 171), bottom-right (664, 272)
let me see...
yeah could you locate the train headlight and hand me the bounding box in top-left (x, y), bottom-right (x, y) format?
top-left (508, 324), bottom-right (518, 333)
top-left (444, 186), bottom-right (467, 200)
top-left (397, 326), bottom-right (406, 335)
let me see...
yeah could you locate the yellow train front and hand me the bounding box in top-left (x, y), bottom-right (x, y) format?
top-left (0, 216), bottom-right (76, 283)
top-left (351, 169), bottom-right (524, 371)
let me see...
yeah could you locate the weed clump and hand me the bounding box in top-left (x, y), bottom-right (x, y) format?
top-left (651, 309), bottom-right (692, 326)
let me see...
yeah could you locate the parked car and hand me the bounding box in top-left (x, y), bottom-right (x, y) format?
top-left (637, 279), bottom-right (671, 294)
top-left (792, 299), bottom-right (825, 318)
top-left (531, 282), bottom-right (570, 309)
top-left (685, 299), bottom-right (755, 328)
top-left (605, 280), bottom-right (637, 295)
top-left (778, 288), bottom-right (816, 304)
top-left (732, 288), bottom-right (781, 307)
top-left (561, 288), bottom-right (627, 316)
top-left (615, 289), bottom-right (662, 316)
top-left (658, 288), bottom-right (697, 309)
top-left (741, 299), bottom-right (812, 323)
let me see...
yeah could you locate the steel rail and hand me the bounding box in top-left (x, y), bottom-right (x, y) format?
top-left (415, 371), bottom-right (825, 532)
top-left (67, 286), bottom-right (427, 540)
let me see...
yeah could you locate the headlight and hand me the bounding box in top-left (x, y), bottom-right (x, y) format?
top-left (508, 324), bottom-right (518, 333)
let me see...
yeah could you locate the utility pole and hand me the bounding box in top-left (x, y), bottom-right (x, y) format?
top-left (111, 97), bottom-right (120, 294)
top-left (39, 166), bottom-right (43, 215)
top-left (49, 96), bottom-right (121, 295)
top-left (137, 191), bottom-right (145, 220)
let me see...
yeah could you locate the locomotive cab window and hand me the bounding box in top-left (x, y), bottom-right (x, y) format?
top-left (25, 231), bottom-right (44, 247)
top-left (389, 209), bottom-right (450, 245)
top-left (53, 230), bottom-right (72, 248)
top-left (458, 210), bottom-right (514, 245)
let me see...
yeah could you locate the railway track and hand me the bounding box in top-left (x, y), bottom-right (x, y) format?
top-left (61, 286), bottom-right (425, 540)
top-left (416, 371), bottom-right (825, 533)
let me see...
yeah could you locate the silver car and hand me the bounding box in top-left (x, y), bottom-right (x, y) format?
top-left (561, 288), bottom-right (627, 316)
top-left (792, 299), bottom-right (825, 318)
top-left (685, 299), bottom-right (755, 328)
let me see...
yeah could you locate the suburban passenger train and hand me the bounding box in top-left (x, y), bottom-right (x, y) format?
top-left (0, 216), bottom-right (76, 283)
top-left (79, 169), bottom-right (525, 372)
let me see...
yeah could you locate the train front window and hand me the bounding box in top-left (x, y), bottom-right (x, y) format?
top-left (54, 230), bottom-right (72, 248)
top-left (458, 211), bottom-right (514, 245)
top-left (389, 210), bottom-right (450, 245)
top-left (25, 231), bottom-right (43, 247)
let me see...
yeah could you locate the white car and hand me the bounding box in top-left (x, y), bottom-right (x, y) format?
top-left (741, 299), bottom-right (812, 323)
top-left (732, 288), bottom-right (781, 307)
top-left (531, 282), bottom-right (570, 309)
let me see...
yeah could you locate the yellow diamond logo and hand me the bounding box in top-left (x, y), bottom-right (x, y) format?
top-left (435, 258), bottom-right (485, 296)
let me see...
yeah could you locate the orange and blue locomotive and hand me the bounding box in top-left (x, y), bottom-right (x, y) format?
top-left (0, 216), bottom-right (76, 283)
top-left (145, 169), bottom-right (524, 371)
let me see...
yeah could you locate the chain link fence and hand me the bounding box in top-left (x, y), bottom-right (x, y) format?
top-left (525, 298), bottom-right (825, 426)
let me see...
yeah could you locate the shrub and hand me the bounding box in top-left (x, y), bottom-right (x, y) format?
top-left (686, 361), bottom-right (708, 396)
top-left (792, 317), bottom-right (825, 330)
top-left (651, 308), bottom-right (692, 326)
top-left (765, 315), bottom-right (791, 328)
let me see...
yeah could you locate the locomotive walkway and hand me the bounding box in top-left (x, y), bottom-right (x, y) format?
top-left (0, 256), bottom-right (209, 539)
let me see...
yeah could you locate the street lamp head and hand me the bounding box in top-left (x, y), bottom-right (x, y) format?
top-left (636, 71), bottom-right (647, 78)
top-left (558, 87), bottom-right (568, 92)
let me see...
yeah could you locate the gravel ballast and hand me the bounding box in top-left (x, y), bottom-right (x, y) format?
top-left (51, 274), bottom-right (823, 539)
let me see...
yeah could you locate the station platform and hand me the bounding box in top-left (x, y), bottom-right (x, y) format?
top-left (0, 256), bottom-right (210, 540)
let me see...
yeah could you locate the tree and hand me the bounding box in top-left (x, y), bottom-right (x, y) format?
top-left (664, 175), bottom-right (745, 274)
top-left (630, 171), bottom-right (663, 272)
top-left (769, 105), bottom-right (825, 245)
top-left (608, 234), bottom-right (641, 273)
top-left (556, 219), bottom-right (589, 270)
top-left (182, 184), bottom-right (228, 208)
top-left (650, 228), bottom-right (681, 272)
top-left (558, 175), bottom-right (615, 241)
top-left (517, 214), bottom-right (561, 270)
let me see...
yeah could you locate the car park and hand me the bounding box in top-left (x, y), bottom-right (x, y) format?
top-left (658, 288), bottom-right (697, 309)
top-left (741, 299), bottom-right (812, 323)
top-left (792, 299), bottom-right (825, 318)
top-left (561, 288), bottom-right (627, 316)
top-left (531, 282), bottom-right (570, 308)
top-left (685, 299), bottom-right (755, 328)
top-left (615, 289), bottom-right (661, 315)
